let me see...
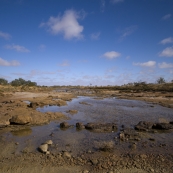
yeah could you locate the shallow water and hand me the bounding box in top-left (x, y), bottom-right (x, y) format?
top-left (3, 96), bottom-right (173, 155)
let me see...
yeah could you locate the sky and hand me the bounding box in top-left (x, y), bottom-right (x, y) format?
top-left (0, 0), bottom-right (173, 86)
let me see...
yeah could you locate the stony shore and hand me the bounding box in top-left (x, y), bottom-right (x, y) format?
top-left (0, 86), bottom-right (173, 173)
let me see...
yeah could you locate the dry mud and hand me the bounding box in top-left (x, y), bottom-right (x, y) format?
top-left (0, 89), bottom-right (173, 173)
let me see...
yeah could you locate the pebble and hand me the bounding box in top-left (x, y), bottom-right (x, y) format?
top-left (62, 151), bottom-right (71, 158)
top-left (38, 144), bottom-right (48, 153)
top-left (45, 140), bottom-right (53, 145)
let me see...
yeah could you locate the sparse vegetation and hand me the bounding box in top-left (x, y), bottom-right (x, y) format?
top-left (157, 77), bottom-right (166, 84)
top-left (10, 78), bottom-right (37, 86)
top-left (0, 78), bottom-right (8, 85)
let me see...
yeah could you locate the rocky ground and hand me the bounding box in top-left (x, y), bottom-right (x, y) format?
top-left (0, 86), bottom-right (173, 173)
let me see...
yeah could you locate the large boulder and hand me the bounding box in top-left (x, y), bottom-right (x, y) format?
top-left (120, 128), bottom-right (141, 141)
top-left (135, 121), bottom-right (154, 131)
top-left (76, 122), bottom-right (85, 129)
top-left (85, 123), bottom-right (117, 132)
top-left (60, 122), bottom-right (70, 129)
top-left (29, 102), bottom-right (38, 108)
top-left (10, 115), bottom-right (32, 125)
top-left (153, 123), bottom-right (173, 130)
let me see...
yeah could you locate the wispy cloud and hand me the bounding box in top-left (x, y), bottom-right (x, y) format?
top-left (159, 37), bottom-right (173, 45)
top-left (103, 51), bottom-right (121, 60)
top-left (0, 57), bottom-right (20, 66)
top-left (39, 44), bottom-right (46, 51)
top-left (162, 14), bottom-right (171, 20)
top-left (40, 9), bottom-right (84, 40)
top-left (158, 62), bottom-right (173, 68)
top-left (120, 25), bottom-right (138, 40)
top-left (0, 31), bottom-right (11, 40)
top-left (133, 61), bottom-right (156, 67)
top-left (4, 44), bottom-right (30, 52)
top-left (106, 66), bottom-right (117, 73)
top-left (159, 46), bottom-right (173, 57)
top-left (110, 0), bottom-right (124, 4)
top-left (90, 32), bottom-right (101, 40)
top-left (100, 0), bottom-right (105, 12)
top-left (59, 60), bottom-right (70, 67)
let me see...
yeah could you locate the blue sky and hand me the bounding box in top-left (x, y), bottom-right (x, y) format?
top-left (0, 0), bottom-right (173, 86)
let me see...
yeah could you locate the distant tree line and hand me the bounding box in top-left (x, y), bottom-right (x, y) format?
top-left (0, 78), bottom-right (37, 86)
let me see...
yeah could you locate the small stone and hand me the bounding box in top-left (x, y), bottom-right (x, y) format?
top-left (38, 144), bottom-right (48, 153)
top-left (46, 151), bottom-right (50, 155)
top-left (45, 140), bottom-right (53, 145)
top-left (62, 151), bottom-right (71, 158)
top-left (90, 159), bottom-right (98, 165)
top-left (83, 170), bottom-right (89, 173)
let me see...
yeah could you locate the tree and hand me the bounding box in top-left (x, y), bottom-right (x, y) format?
top-left (0, 78), bottom-right (8, 85)
top-left (10, 78), bottom-right (37, 86)
top-left (157, 77), bottom-right (165, 84)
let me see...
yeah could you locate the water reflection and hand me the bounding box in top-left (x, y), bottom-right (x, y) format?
top-left (11, 128), bottom-right (32, 137)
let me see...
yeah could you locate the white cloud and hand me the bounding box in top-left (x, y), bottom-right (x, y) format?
top-left (158, 62), bottom-right (173, 68)
top-left (0, 58), bottom-right (20, 66)
top-left (162, 14), bottom-right (171, 20)
top-left (90, 32), bottom-right (101, 40)
top-left (0, 31), bottom-right (11, 40)
top-left (133, 61), bottom-right (156, 67)
top-left (103, 51), bottom-right (121, 59)
top-left (4, 44), bottom-right (30, 52)
top-left (40, 9), bottom-right (84, 40)
top-left (59, 60), bottom-right (70, 67)
top-left (111, 0), bottom-right (124, 4)
top-left (159, 37), bottom-right (173, 44)
top-left (120, 25), bottom-right (138, 40)
top-left (159, 47), bottom-right (173, 57)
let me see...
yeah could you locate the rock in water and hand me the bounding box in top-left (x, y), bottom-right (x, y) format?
top-left (76, 122), bottom-right (85, 129)
top-left (153, 123), bottom-right (173, 130)
top-left (60, 122), bottom-right (70, 128)
top-left (135, 121), bottom-right (154, 131)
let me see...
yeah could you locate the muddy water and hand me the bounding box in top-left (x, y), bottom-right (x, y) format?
top-left (3, 96), bottom-right (173, 156)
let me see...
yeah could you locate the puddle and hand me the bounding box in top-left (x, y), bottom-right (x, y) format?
top-left (3, 96), bottom-right (173, 156)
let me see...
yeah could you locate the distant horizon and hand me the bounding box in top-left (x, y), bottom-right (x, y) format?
top-left (0, 0), bottom-right (173, 86)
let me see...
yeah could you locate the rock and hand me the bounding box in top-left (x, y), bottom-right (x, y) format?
top-left (29, 102), bottom-right (38, 108)
top-left (10, 115), bottom-right (32, 125)
top-left (45, 140), bottom-right (53, 145)
top-left (76, 122), bottom-right (85, 129)
top-left (153, 123), bottom-right (173, 130)
top-left (60, 122), bottom-right (70, 128)
top-left (119, 128), bottom-right (140, 141)
top-left (130, 143), bottom-right (137, 150)
top-left (66, 110), bottom-right (78, 115)
top-left (62, 151), bottom-right (71, 158)
top-left (90, 158), bottom-right (98, 165)
top-left (135, 121), bottom-right (154, 131)
top-left (38, 144), bottom-right (48, 153)
top-left (85, 123), bottom-right (117, 132)
top-left (119, 133), bottom-right (125, 141)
